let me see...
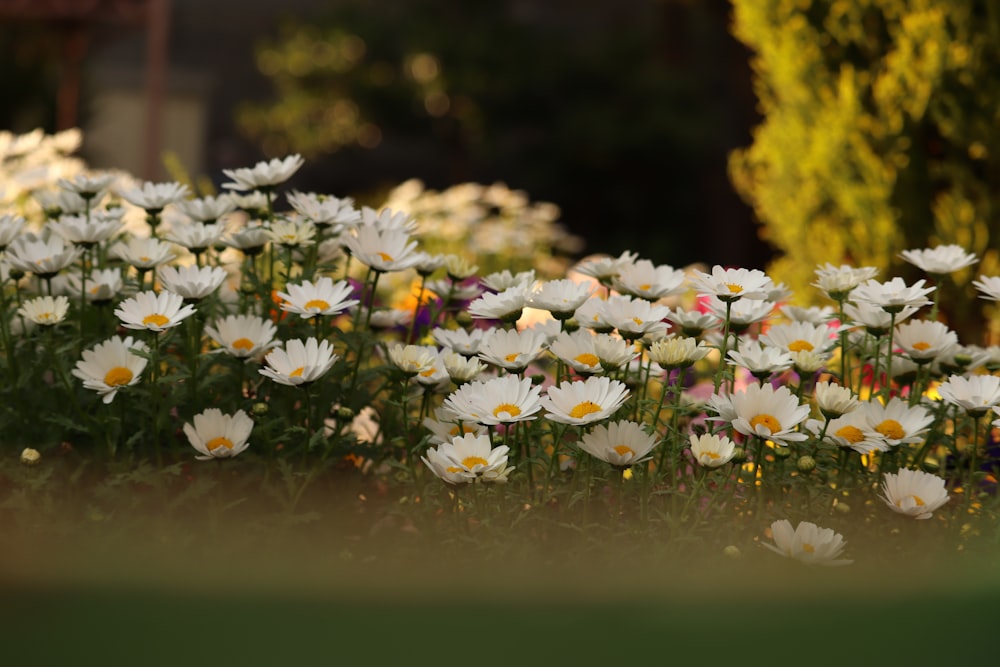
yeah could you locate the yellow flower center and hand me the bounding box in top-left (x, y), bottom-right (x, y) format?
top-left (574, 353), bottom-right (600, 367)
top-left (377, 252), bottom-right (394, 263)
top-left (912, 341), bottom-right (931, 351)
top-left (639, 283), bottom-right (652, 291)
top-left (493, 403), bottom-right (522, 418)
top-left (701, 450), bottom-right (721, 460)
top-left (787, 340), bottom-right (814, 353)
top-left (104, 366), bottom-right (134, 387)
top-left (632, 317), bottom-right (644, 326)
top-left (876, 419), bottom-right (905, 440)
top-left (749, 413), bottom-right (781, 433)
top-left (909, 495), bottom-right (925, 507)
top-left (570, 401), bottom-right (603, 419)
top-left (304, 299), bottom-right (330, 311)
top-left (38, 312), bottom-right (56, 323)
top-left (142, 313), bottom-right (170, 327)
top-left (801, 543), bottom-right (815, 554)
top-left (419, 368), bottom-right (437, 377)
top-left (448, 425), bottom-right (477, 437)
top-left (612, 444), bottom-right (634, 458)
top-left (461, 456), bottom-right (489, 469)
top-left (139, 255), bottom-right (151, 263)
top-left (726, 283), bottom-right (743, 294)
top-left (206, 436), bottom-right (234, 451)
top-left (290, 367), bottom-right (305, 378)
top-left (232, 337), bottom-right (255, 351)
top-left (504, 353), bottom-right (521, 363)
top-left (834, 425), bottom-right (865, 444)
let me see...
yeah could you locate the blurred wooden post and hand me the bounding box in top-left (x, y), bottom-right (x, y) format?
top-left (143, 0), bottom-right (170, 180)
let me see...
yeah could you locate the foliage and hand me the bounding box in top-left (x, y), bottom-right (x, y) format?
top-left (729, 0), bottom-right (1000, 333)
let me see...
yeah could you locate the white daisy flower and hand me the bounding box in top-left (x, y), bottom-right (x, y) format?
top-left (727, 339), bottom-right (794, 380)
top-left (844, 301), bottom-right (918, 336)
top-left (972, 275), bottom-right (1000, 302)
top-left (266, 218), bottom-right (316, 248)
top-left (527, 278), bottom-right (594, 319)
top-left (900, 244), bottom-right (977, 275)
top-left (541, 376), bottom-right (630, 426)
top-left (18, 295), bottom-right (70, 326)
top-left (592, 333), bottom-right (639, 372)
top-left (861, 397), bottom-right (933, 447)
top-left (48, 214), bottom-right (122, 246)
top-left (58, 172), bottom-right (116, 197)
top-left (779, 304), bottom-right (835, 325)
top-left (762, 520), bottom-right (852, 566)
top-left (601, 294), bottom-right (670, 340)
top-left (422, 407), bottom-right (488, 446)
top-left (70, 268), bottom-right (123, 303)
top-left (611, 259), bottom-right (686, 301)
top-left (480, 269), bottom-right (536, 292)
top-left (259, 337), bottom-right (338, 386)
top-left (806, 412), bottom-right (888, 455)
top-left (688, 432), bottom-right (736, 468)
top-left (729, 383), bottom-right (810, 445)
top-left (573, 250), bottom-right (638, 284)
top-left (276, 276), bottom-right (358, 319)
top-left (387, 343), bottom-right (439, 377)
top-left (222, 154), bottom-right (304, 191)
top-left (442, 350), bottom-right (488, 384)
top-left (432, 327), bottom-right (494, 357)
top-left (286, 191), bottom-right (360, 228)
top-left (205, 314), bottom-right (279, 359)
top-left (937, 374), bottom-right (1000, 417)
top-left (468, 286), bottom-right (528, 322)
top-left (183, 408), bottom-right (253, 460)
top-left (441, 374), bottom-right (542, 426)
top-left (5, 233), bottom-right (82, 277)
top-left (174, 194), bottom-right (236, 223)
top-left (577, 420), bottom-right (658, 468)
top-left (221, 225), bottom-right (270, 254)
top-left (422, 433), bottom-right (513, 484)
top-left (759, 320), bottom-right (837, 355)
top-left (112, 236), bottom-right (175, 270)
top-left (880, 468), bottom-right (950, 520)
top-left (894, 319), bottom-right (959, 363)
top-left (476, 327), bottom-right (548, 372)
top-left (167, 221), bottom-right (226, 253)
top-left (340, 225), bottom-right (420, 273)
top-left (0, 214), bottom-right (26, 249)
top-left (157, 265), bottom-right (228, 301)
top-left (548, 329), bottom-right (603, 375)
top-left (647, 335), bottom-right (711, 370)
top-left (690, 265), bottom-right (774, 303)
top-left (812, 263), bottom-right (878, 300)
top-left (71, 335), bottom-right (149, 404)
top-left (813, 381), bottom-right (859, 419)
top-left (358, 206), bottom-right (418, 234)
top-left (115, 290), bottom-right (196, 332)
top-left (36, 190), bottom-right (86, 217)
top-left (851, 277), bottom-right (934, 313)
top-left (666, 308), bottom-right (720, 338)
top-left (574, 297), bottom-right (614, 333)
top-left (118, 180), bottom-right (189, 211)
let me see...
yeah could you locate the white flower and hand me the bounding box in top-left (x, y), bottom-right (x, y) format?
top-left (647, 335), bottom-right (711, 370)
top-left (5, 233), bottom-right (81, 277)
top-left (480, 269), bottom-right (536, 292)
top-left (222, 225), bottom-right (271, 254)
top-left (422, 408), bottom-right (488, 445)
top-left (541, 376), bottom-right (630, 426)
top-left (441, 375), bottom-right (542, 426)
top-left (222, 154), bottom-right (304, 190)
top-left (844, 301), bottom-right (918, 336)
top-left (57, 172), bottom-right (116, 197)
top-left (527, 278), bottom-right (594, 318)
top-left (729, 383), bottom-right (810, 445)
top-left (442, 350), bottom-right (488, 384)
top-left (276, 276), bottom-right (359, 319)
top-left (72, 268), bottom-right (123, 303)
top-left (468, 286), bottom-right (528, 322)
top-left (387, 343), bottom-right (438, 377)
top-left (813, 381), bottom-right (859, 419)
top-left (157, 265), bottom-right (227, 301)
top-left (689, 433), bottom-right (736, 468)
top-left (266, 218), bottom-right (316, 247)
top-left (937, 374), bottom-right (1000, 417)
top-left (812, 263), bottom-right (878, 300)
top-left (894, 319), bottom-right (958, 363)
top-left (443, 255), bottom-right (479, 281)
top-left (118, 180), bottom-right (189, 211)
top-left (759, 321), bottom-right (837, 355)
top-left (432, 327), bottom-right (493, 356)
top-left (807, 412), bottom-right (888, 455)
top-left (476, 327), bottom-right (548, 372)
top-left (666, 308), bottom-right (720, 337)
top-left (20, 447), bottom-right (41, 466)
top-left (17, 295), bottom-right (69, 326)
top-left (574, 297), bottom-right (614, 333)
top-left (358, 206), bottom-right (418, 233)
top-left (972, 275), bottom-right (1000, 302)
top-left (861, 397), bottom-right (933, 447)
top-left (592, 333), bottom-right (639, 371)
top-left (726, 339), bottom-right (793, 379)
top-left (779, 305), bottom-right (835, 325)
top-left (115, 290), bottom-right (196, 332)
top-left (421, 433), bottom-right (513, 484)
top-left (572, 250), bottom-right (638, 283)
top-left (0, 214), bottom-right (25, 249)
top-left (548, 329), bottom-right (603, 375)
top-left (880, 468), bottom-right (949, 519)
top-left (205, 314), bottom-right (279, 359)
top-left (48, 214), bottom-right (122, 245)
top-left (113, 236), bottom-right (175, 270)
top-left (690, 265), bottom-right (774, 302)
top-left (705, 296), bottom-right (775, 330)
top-left (611, 259), bottom-right (686, 301)
top-left (286, 191), bottom-right (360, 228)
top-left (577, 420), bottom-right (658, 467)
top-left (851, 277), bottom-right (934, 313)
top-left (340, 225), bottom-right (420, 273)
top-left (174, 194), bottom-right (236, 222)
top-left (71, 335), bottom-right (149, 403)
top-left (900, 244), bottom-right (977, 275)
top-left (167, 221), bottom-right (225, 252)
top-left (762, 520), bottom-right (852, 566)
top-left (259, 337), bottom-right (338, 386)
top-left (183, 408), bottom-right (253, 460)
top-left (601, 295), bottom-right (670, 340)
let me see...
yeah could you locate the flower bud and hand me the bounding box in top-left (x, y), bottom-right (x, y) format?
top-left (335, 405), bottom-right (355, 420)
top-left (20, 447), bottom-right (41, 466)
top-left (252, 402), bottom-right (269, 417)
top-left (773, 444), bottom-right (792, 459)
top-left (723, 545), bottom-right (742, 559)
top-left (797, 455), bottom-right (816, 473)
